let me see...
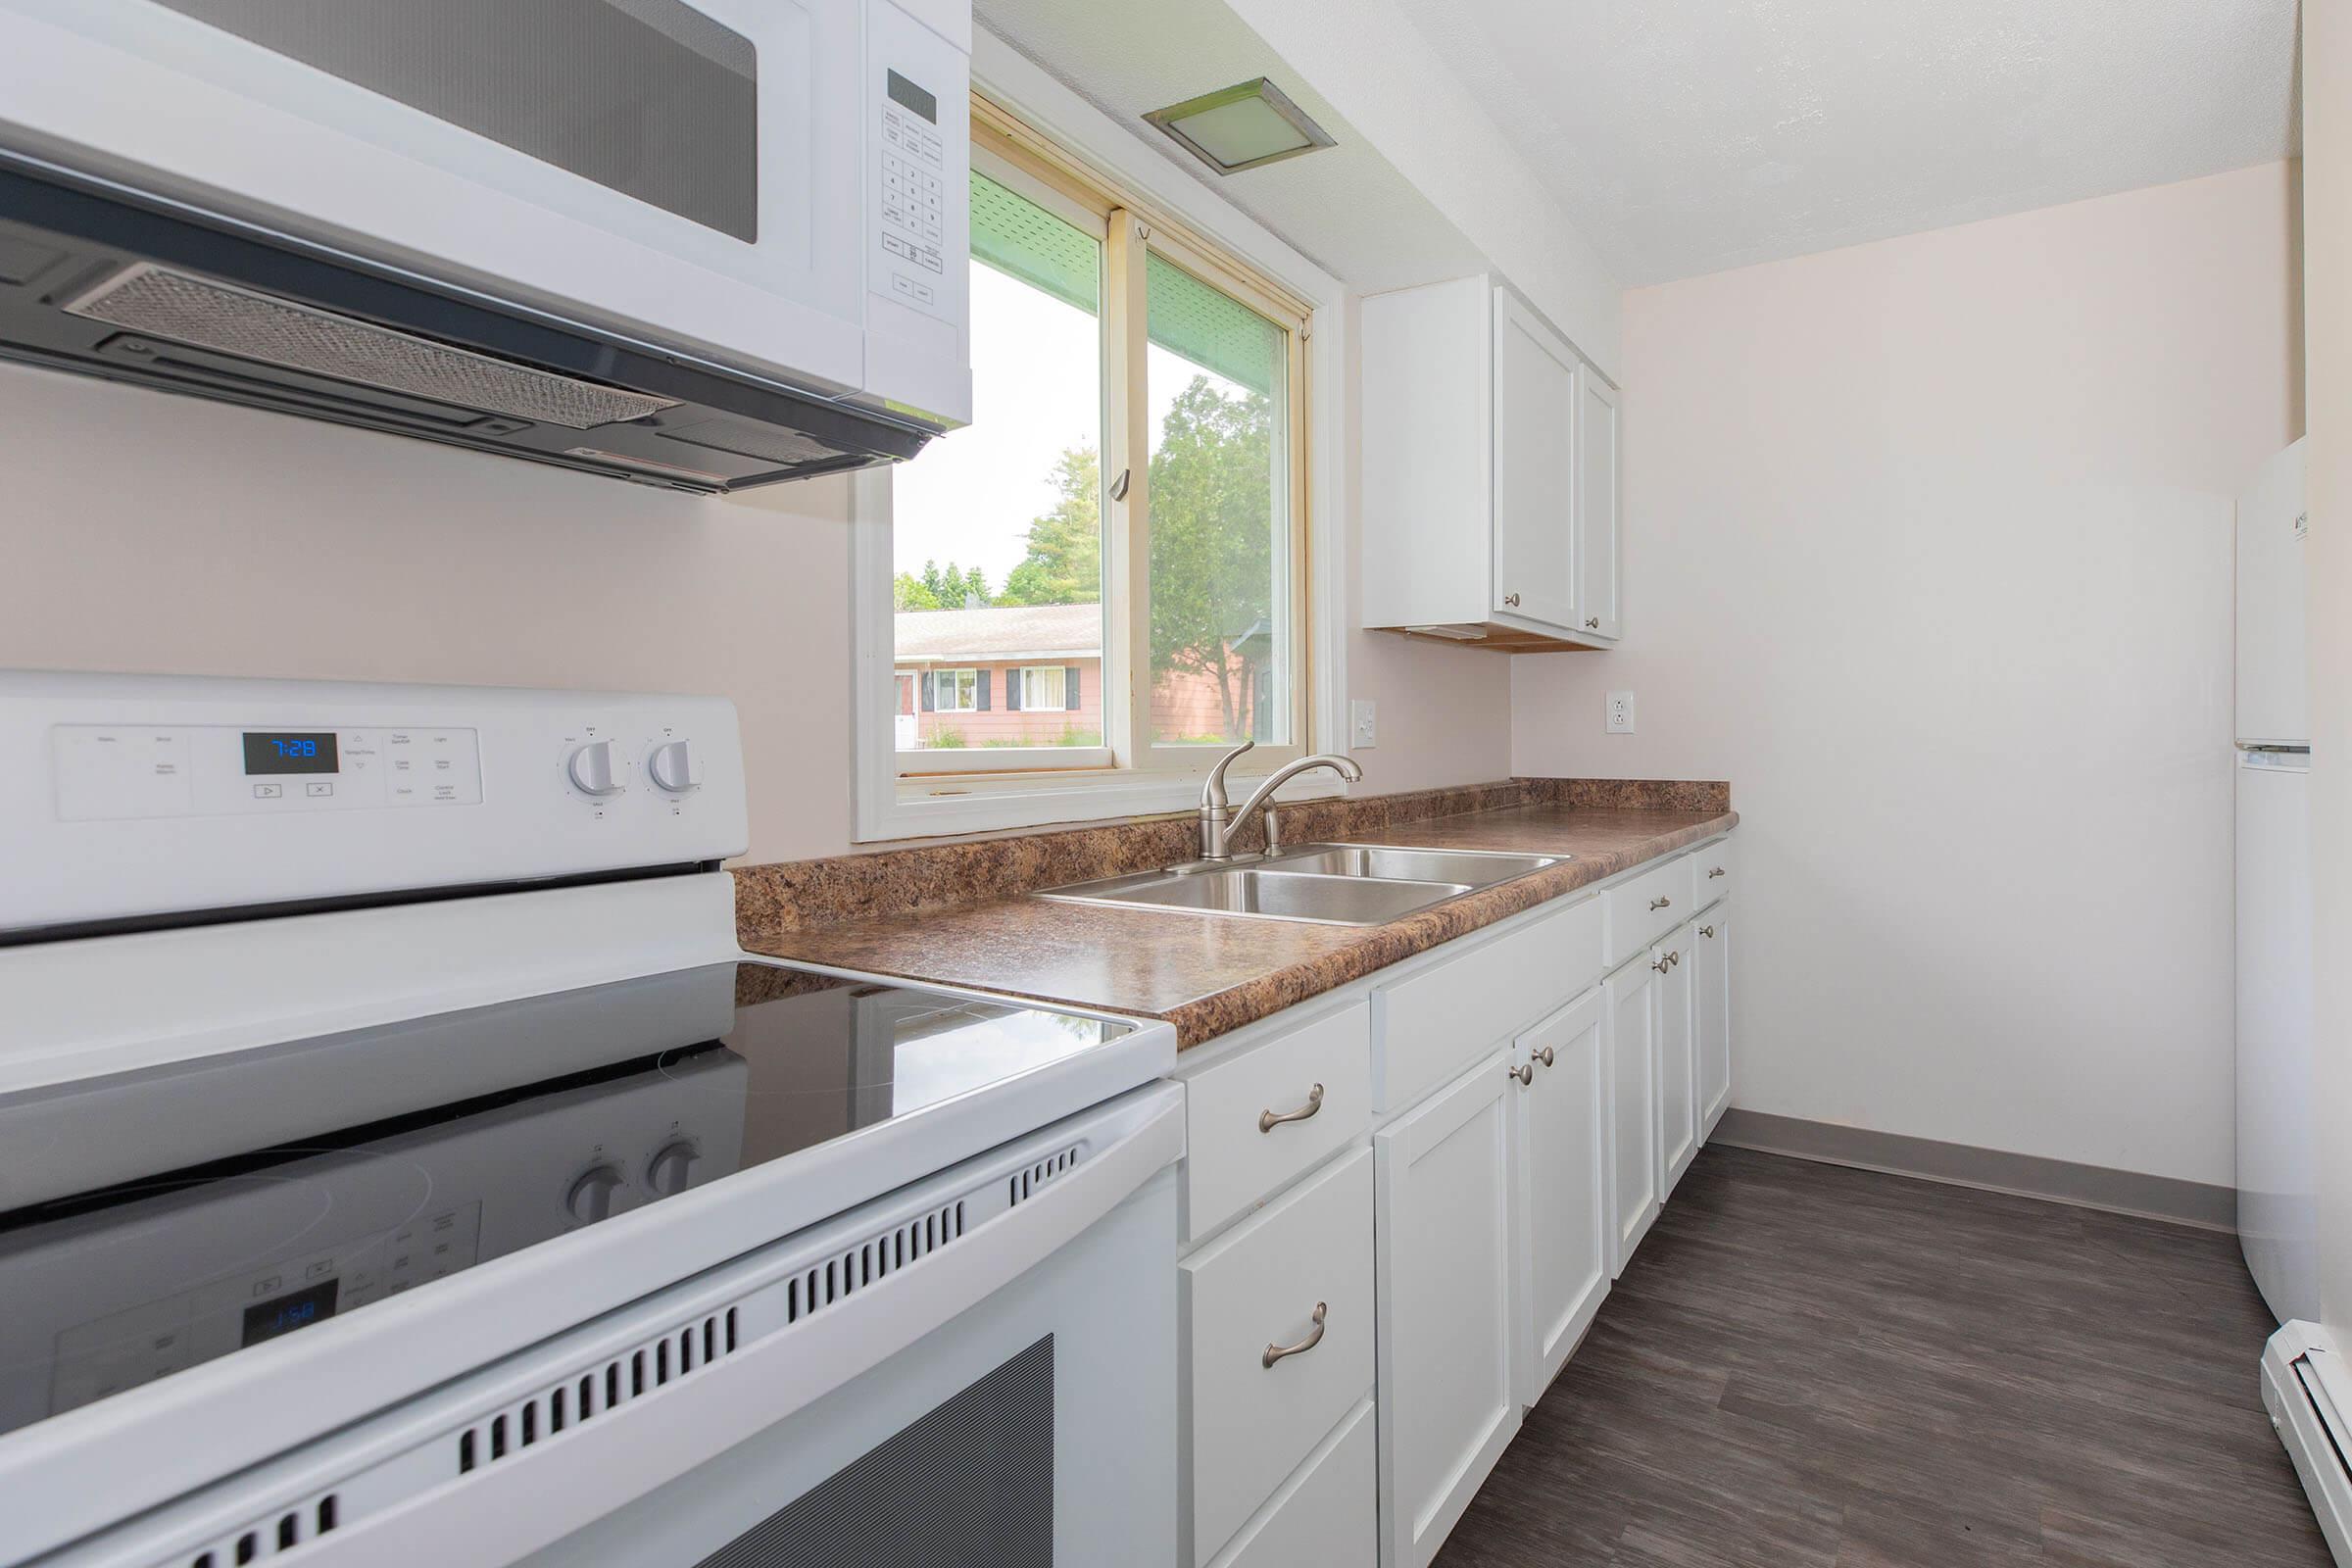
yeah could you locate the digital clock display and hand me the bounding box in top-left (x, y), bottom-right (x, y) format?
top-left (241, 731), bottom-right (339, 775)
top-left (240, 1279), bottom-right (340, 1346)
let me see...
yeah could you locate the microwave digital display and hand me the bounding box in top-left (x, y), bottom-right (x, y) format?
top-left (887, 69), bottom-right (938, 124)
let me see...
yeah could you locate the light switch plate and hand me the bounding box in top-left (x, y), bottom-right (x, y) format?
top-left (1606, 691), bottom-right (1636, 734)
top-left (1350, 698), bottom-right (1378, 748)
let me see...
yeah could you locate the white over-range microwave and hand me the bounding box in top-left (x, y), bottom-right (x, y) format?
top-left (0, 0), bottom-right (973, 492)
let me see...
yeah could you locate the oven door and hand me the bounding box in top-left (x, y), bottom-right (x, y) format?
top-left (522, 1167), bottom-right (1176, 1568)
top-left (0, 0), bottom-right (867, 392)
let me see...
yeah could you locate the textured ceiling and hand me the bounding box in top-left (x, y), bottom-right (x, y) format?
top-left (1388, 0), bottom-right (2302, 283)
top-left (976, 0), bottom-right (1486, 293)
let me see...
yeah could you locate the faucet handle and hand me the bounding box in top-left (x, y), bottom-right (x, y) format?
top-left (1202, 739), bottom-right (1255, 808)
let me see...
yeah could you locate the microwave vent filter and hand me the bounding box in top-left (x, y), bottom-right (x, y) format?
top-left (64, 263), bottom-right (678, 429)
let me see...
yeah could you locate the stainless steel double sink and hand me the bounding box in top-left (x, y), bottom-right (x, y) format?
top-left (1038, 843), bottom-right (1565, 927)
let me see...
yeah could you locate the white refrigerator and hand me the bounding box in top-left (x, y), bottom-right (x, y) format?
top-left (2237, 437), bottom-right (2315, 1325)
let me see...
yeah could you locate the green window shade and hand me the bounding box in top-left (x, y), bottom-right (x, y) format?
top-left (969, 171), bottom-right (1099, 315)
top-left (1147, 252), bottom-right (1281, 397)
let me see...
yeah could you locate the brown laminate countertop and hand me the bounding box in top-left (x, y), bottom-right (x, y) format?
top-left (738, 803), bottom-right (1736, 1050)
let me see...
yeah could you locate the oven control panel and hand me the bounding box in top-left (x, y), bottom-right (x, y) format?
top-left (2, 671), bottom-right (748, 934)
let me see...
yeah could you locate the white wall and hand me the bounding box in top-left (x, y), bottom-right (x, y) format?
top-left (2304, 9), bottom-right (2352, 1327)
top-left (1511, 163), bottom-right (2300, 1187)
top-left (0, 335), bottom-right (1509, 864)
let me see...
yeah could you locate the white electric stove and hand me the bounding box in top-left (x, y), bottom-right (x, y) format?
top-left (0, 671), bottom-right (1180, 1568)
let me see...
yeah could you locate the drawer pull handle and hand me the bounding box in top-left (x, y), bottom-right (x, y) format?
top-left (1708, 866), bottom-right (1726, 879)
top-left (1536, 1045), bottom-right (1555, 1068)
top-left (1258, 1083), bottom-right (1325, 1134)
top-left (1649, 896), bottom-right (1672, 910)
top-left (1508, 1062), bottom-right (1535, 1086)
top-left (1700, 924), bottom-right (1716, 939)
top-left (1263, 1302), bottom-right (1328, 1369)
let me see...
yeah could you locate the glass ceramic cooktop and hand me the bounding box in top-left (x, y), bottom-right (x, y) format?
top-left (0, 962), bottom-right (1127, 1442)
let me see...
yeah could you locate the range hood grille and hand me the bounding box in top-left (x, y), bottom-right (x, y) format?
top-left (65, 263), bottom-right (678, 430)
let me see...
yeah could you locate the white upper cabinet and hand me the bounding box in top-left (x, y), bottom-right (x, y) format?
top-left (1360, 275), bottom-right (1622, 650)
top-left (1575, 366), bottom-right (1621, 640)
top-left (1491, 290), bottom-right (1580, 631)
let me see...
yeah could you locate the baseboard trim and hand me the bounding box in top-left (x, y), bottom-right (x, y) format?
top-left (1711, 1109), bottom-right (2237, 1232)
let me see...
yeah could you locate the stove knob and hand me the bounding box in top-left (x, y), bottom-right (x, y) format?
top-left (566, 1164), bottom-right (624, 1223)
top-left (647, 1141), bottom-right (700, 1197)
top-left (647, 739), bottom-right (703, 794)
top-left (566, 739), bottom-right (624, 797)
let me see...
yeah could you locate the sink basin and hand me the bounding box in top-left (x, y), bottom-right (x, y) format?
top-left (1042, 868), bottom-right (1475, 927)
top-left (1037, 842), bottom-right (1563, 927)
top-left (1259, 844), bottom-right (1561, 887)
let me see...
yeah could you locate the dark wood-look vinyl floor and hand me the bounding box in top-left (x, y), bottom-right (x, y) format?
top-left (1436, 1145), bottom-right (2330, 1568)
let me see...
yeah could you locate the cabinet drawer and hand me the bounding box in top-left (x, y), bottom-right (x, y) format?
top-left (1182, 1003), bottom-right (1371, 1243)
top-left (1182, 1147), bottom-right (1375, 1568)
top-left (1375, 897), bottom-right (1602, 1112)
top-left (1692, 836), bottom-right (1735, 908)
top-left (1209, 1397), bottom-right (1377, 1568)
top-left (1602, 854), bottom-right (1697, 968)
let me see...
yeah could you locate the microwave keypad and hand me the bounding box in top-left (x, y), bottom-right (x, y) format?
top-left (880, 102), bottom-right (945, 277)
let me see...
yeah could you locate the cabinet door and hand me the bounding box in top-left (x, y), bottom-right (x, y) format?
top-left (1490, 287), bottom-right (1579, 631)
top-left (1510, 988), bottom-right (1609, 1408)
top-left (1604, 959), bottom-right (1659, 1276)
top-left (1374, 1050), bottom-right (1521, 1568)
top-left (1696, 905), bottom-right (1733, 1140)
top-left (1656, 922), bottom-right (1698, 1196)
top-left (1575, 364), bottom-right (1621, 639)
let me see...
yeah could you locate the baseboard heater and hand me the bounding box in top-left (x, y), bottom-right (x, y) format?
top-left (2266, 1321), bottom-right (2352, 1563)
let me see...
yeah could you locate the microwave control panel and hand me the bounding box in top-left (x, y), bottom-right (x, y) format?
top-left (867, 3), bottom-right (966, 330)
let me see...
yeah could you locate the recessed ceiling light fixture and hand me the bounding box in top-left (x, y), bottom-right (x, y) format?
top-left (1144, 77), bottom-right (1336, 174)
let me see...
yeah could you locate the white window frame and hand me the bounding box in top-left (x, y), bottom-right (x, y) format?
top-left (853, 27), bottom-right (1347, 842)
top-left (1017, 664), bottom-right (1070, 712)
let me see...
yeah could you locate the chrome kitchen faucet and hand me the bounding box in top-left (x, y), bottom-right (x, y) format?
top-left (1197, 740), bottom-right (1363, 861)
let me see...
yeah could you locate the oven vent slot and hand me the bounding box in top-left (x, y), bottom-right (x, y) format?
top-left (784, 1199), bottom-right (966, 1326)
top-left (449, 1306), bottom-right (741, 1479)
top-left (173, 1493), bottom-right (340, 1567)
top-left (1008, 1144), bottom-right (1082, 1206)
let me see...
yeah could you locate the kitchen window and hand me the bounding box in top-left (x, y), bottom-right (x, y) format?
top-left (858, 77), bottom-right (1334, 839)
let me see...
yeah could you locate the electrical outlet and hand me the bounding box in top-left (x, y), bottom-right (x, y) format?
top-left (1606, 691), bottom-right (1636, 734)
top-left (1350, 698), bottom-right (1378, 748)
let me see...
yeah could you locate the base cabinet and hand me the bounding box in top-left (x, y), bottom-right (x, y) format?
top-left (1509, 987), bottom-right (1610, 1406)
top-left (1696, 905), bottom-right (1733, 1136)
top-left (1605, 957), bottom-right (1660, 1276)
top-left (1374, 1050), bottom-right (1522, 1568)
top-left (1206, 1397), bottom-right (1378, 1568)
top-left (1655, 920), bottom-right (1698, 1196)
top-left (1177, 835), bottom-right (1736, 1568)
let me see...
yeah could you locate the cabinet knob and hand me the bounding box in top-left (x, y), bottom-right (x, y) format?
top-left (1258, 1083), bottom-right (1326, 1134)
top-left (1537, 1045), bottom-right (1555, 1068)
top-left (1262, 1302), bottom-right (1328, 1369)
top-left (1708, 866), bottom-right (1726, 879)
top-left (1502, 592), bottom-right (1521, 608)
top-left (1586, 616), bottom-right (1600, 630)
top-left (1700, 924), bottom-right (1716, 939)
top-left (1508, 1062), bottom-right (1535, 1086)
top-left (1649, 896), bottom-right (1671, 911)
top-left (1651, 957), bottom-right (1670, 973)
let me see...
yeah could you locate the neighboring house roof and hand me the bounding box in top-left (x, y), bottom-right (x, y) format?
top-left (894, 602), bottom-right (1102, 662)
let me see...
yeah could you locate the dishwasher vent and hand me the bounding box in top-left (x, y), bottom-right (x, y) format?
top-left (65, 263), bottom-right (679, 429)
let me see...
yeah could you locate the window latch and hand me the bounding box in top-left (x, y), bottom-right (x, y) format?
top-left (1109, 466), bottom-right (1131, 502)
